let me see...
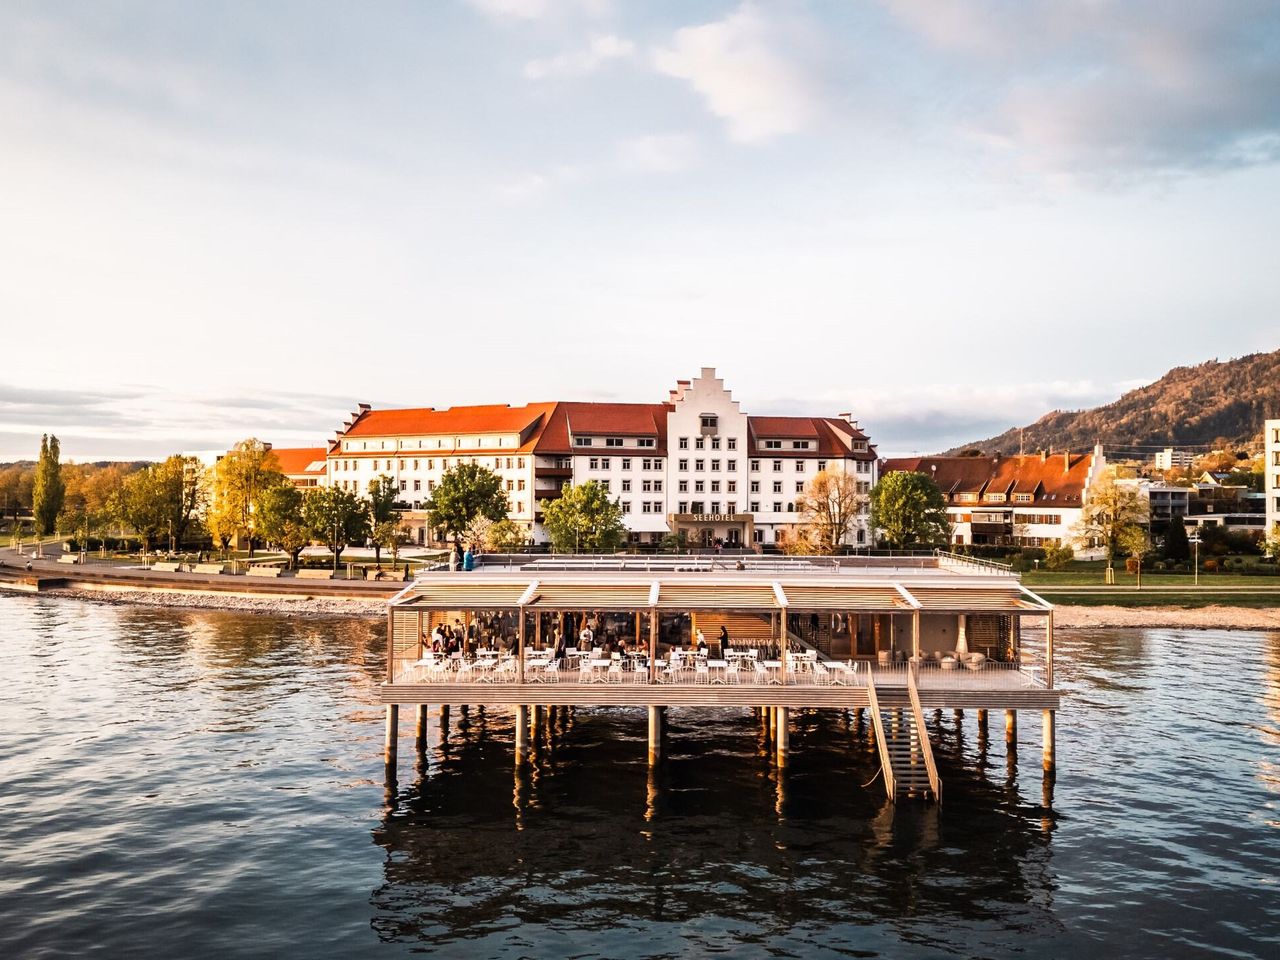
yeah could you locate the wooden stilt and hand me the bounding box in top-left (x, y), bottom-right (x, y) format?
top-left (1042, 709), bottom-right (1055, 771)
top-left (1005, 709), bottom-right (1018, 747)
top-left (515, 704), bottom-right (528, 760)
top-left (776, 706), bottom-right (789, 766)
top-left (415, 704), bottom-right (428, 751)
top-left (648, 705), bottom-right (662, 764)
top-left (384, 704), bottom-right (399, 776)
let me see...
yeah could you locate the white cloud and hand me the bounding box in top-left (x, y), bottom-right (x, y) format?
top-left (524, 34), bottom-right (635, 80)
top-left (651, 3), bottom-right (821, 144)
top-left (616, 133), bottom-right (699, 173)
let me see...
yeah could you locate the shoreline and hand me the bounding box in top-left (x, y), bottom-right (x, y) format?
top-left (2, 581), bottom-right (1275, 630)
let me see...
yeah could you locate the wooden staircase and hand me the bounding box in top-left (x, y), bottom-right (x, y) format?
top-left (865, 669), bottom-right (941, 803)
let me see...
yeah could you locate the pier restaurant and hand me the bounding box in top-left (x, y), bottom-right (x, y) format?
top-left (380, 554), bottom-right (1061, 802)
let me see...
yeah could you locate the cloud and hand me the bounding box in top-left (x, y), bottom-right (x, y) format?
top-left (524, 34), bottom-right (635, 80)
top-left (878, 0), bottom-right (1280, 174)
top-left (652, 3), bottom-right (822, 144)
top-left (616, 133), bottom-right (699, 173)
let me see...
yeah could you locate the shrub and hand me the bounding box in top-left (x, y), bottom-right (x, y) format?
top-left (1125, 557), bottom-right (1141, 573)
top-left (1153, 561), bottom-right (1167, 572)
top-left (1042, 543), bottom-right (1074, 571)
top-left (1202, 558), bottom-right (1219, 573)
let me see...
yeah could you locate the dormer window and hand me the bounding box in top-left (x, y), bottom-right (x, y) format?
top-left (984, 493), bottom-right (1006, 502)
top-left (701, 415), bottom-right (718, 430)
top-left (763, 440), bottom-right (782, 450)
top-left (574, 437), bottom-right (593, 446)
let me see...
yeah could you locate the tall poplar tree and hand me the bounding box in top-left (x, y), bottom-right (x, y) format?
top-left (31, 434), bottom-right (65, 536)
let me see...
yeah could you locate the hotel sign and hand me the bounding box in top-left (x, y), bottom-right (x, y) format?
top-left (673, 513), bottom-right (751, 523)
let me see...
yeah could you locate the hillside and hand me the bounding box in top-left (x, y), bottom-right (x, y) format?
top-left (942, 349), bottom-right (1280, 456)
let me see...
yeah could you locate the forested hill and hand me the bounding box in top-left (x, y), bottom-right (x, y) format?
top-left (942, 349), bottom-right (1280, 456)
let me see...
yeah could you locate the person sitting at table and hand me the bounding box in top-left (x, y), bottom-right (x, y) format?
top-left (718, 625), bottom-right (731, 657)
top-left (616, 637), bottom-right (628, 659)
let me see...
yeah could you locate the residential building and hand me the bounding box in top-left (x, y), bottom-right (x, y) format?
top-left (269, 447), bottom-right (328, 488)
top-left (1153, 447), bottom-right (1195, 471)
top-left (320, 368), bottom-right (878, 549)
top-left (1265, 418), bottom-right (1280, 541)
top-left (880, 448), bottom-right (1107, 548)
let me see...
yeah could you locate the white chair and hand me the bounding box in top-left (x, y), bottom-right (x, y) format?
top-left (812, 662), bottom-right (832, 686)
top-left (694, 661), bottom-right (710, 684)
top-left (725, 661), bottom-right (740, 685)
top-left (542, 660), bottom-right (560, 683)
top-left (579, 660), bottom-right (595, 684)
top-left (607, 658), bottom-right (624, 683)
top-left (753, 661), bottom-right (768, 685)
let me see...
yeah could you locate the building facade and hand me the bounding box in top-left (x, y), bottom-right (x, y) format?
top-left (880, 448), bottom-right (1106, 549)
top-left (1263, 419), bottom-right (1279, 542)
top-left (320, 368), bottom-right (877, 549)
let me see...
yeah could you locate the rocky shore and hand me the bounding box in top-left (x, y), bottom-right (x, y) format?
top-left (1052, 604), bottom-right (1280, 630)
top-left (48, 586), bottom-right (386, 618)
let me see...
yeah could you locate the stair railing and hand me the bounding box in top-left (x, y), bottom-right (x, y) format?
top-left (907, 663), bottom-right (942, 804)
top-left (865, 673), bottom-right (896, 800)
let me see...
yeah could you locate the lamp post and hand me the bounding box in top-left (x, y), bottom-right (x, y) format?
top-left (1189, 533), bottom-right (1201, 587)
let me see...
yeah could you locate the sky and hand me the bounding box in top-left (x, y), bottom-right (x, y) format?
top-left (1, 0), bottom-right (1278, 461)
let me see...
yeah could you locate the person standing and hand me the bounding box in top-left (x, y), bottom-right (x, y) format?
top-left (718, 625), bottom-right (730, 658)
top-left (463, 546), bottom-right (475, 572)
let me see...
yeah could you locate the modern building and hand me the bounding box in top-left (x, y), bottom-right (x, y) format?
top-left (322, 368), bottom-right (878, 549)
top-left (1154, 447), bottom-right (1195, 471)
top-left (880, 448), bottom-right (1106, 548)
top-left (1264, 418), bottom-right (1280, 542)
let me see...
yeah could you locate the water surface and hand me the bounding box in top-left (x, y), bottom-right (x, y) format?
top-left (1, 595), bottom-right (1276, 958)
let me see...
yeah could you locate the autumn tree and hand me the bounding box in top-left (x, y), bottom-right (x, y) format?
top-left (110, 468), bottom-right (168, 552)
top-left (794, 468), bottom-right (866, 553)
top-left (31, 434), bottom-right (65, 536)
top-left (1074, 469), bottom-right (1149, 569)
top-left (1119, 525), bottom-right (1152, 588)
top-left (541, 481), bottom-right (625, 553)
top-left (209, 439), bottom-right (283, 555)
top-left (869, 471), bottom-right (951, 549)
top-left (426, 463), bottom-right (507, 546)
top-left (367, 475), bottom-right (401, 564)
top-left (301, 485), bottom-right (370, 568)
top-left (255, 482), bottom-right (311, 569)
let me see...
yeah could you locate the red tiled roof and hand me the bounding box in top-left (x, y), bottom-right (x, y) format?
top-left (882, 453), bottom-right (1095, 504)
top-left (535, 403), bottom-right (671, 454)
top-left (749, 416), bottom-right (819, 438)
top-left (269, 447), bottom-right (327, 476)
top-left (342, 403), bottom-right (556, 440)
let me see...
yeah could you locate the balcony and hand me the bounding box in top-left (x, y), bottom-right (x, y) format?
top-left (536, 465), bottom-right (573, 478)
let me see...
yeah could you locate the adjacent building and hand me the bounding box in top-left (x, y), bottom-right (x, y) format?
top-left (1153, 447), bottom-right (1195, 471)
top-left (880, 448), bottom-right (1107, 548)
top-left (322, 368), bottom-right (878, 549)
top-left (1264, 418), bottom-right (1280, 541)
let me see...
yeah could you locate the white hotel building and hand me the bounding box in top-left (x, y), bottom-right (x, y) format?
top-left (323, 368), bottom-right (878, 549)
top-left (1266, 418), bottom-right (1280, 542)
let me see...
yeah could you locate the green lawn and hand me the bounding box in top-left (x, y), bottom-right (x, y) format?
top-left (1040, 593), bottom-right (1279, 609)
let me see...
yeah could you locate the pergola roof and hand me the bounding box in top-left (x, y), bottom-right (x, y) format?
top-left (390, 573), bottom-right (1052, 616)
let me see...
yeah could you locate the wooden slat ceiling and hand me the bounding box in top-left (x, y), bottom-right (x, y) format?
top-left (780, 585), bottom-right (909, 610)
top-left (655, 583), bottom-right (778, 610)
top-left (906, 587), bottom-right (1043, 612)
top-left (403, 583), bottom-right (528, 608)
top-left (529, 583), bottom-right (655, 609)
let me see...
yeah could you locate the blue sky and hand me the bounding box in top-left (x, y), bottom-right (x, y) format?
top-left (1, 0), bottom-right (1277, 460)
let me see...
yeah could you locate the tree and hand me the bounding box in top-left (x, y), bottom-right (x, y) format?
top-left (110, 468), bottom-right (167, 553)
top-left (487, 518), bottom-right (528, 553)
top-left (1042, 542), bottom-right (1074, 570)
top-left (153, 455), bottom-right (204, 549)
top-left (301, 485), bottom-right (370, 568)
top-left (540, 481), bottom-right (626, 553)
top-left (794, 468), bottom-right (867, 552)
top-left (1119, 525), bottom-right (1152, 588)
top-left (869, 471), bottom-right (951, 549)
top-left (31, 434), bottom-right (65, 536)
top-left (368, 474), bottom-right (399, 524)
top-left (371, 519), bottom-right (406, 568)
top-left (1074, 470), bottom-right (1149, 567)
top-left (1163, 516), bottom-right (1190, 563)
top-left (255, 482), bottom-right (311, 569)
top-left (426, 463), bottom-right (507, 545)
top-left (210, 439), bottom-right (284, 555)
top-left (778, 525), bottom-right (820, 555)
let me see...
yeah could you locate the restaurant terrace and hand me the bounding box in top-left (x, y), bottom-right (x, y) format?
top-left (381, 554), bottom-right (1061, 802)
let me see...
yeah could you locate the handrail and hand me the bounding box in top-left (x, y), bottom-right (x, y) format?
top-left (907, 664), bottom-right (942, 804)
top-left (933, 549), bottom-right (1013, 574)
top-left (864, 673), bottom-right (896, 800)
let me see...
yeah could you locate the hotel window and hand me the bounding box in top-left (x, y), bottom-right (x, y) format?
top-left (398, 459), bottom-right (404, 470)
top-left (764, 440), bottom-right (782, 449)
top-left (638, 438), bottom-right (655, 448)
top-left (817, 460), bottom-right (827, 471)
top-left (506, 480), bottom-right (514, 491)
top-left (413, 480), bottom-right (421, 491)
top-left (575, 437), bottom-right (593, 446)
top-left (428, 480), bottom-right (436, 491)
top-left (695, 459), bottom-right (705, 471)
top-left (506, 458), bottom-right (513, 469)
top-left (750, 481), bottom-right (759, 493)
top-left (518, 480), bottom-right (525, 491)
top-left (400, 480), bottom-right (408, 492)
top-left (679, 459), bottom-right (688, 471)
top-left (795, 482), bottom-right (804, 493)
top-left (691, 501), bottom-right (705, 513)
top-left (518, 458), bottom-right (525, 468)
top-left (750, 459), bottom-right (760, 472)
top-left (772, 460), bottom-right (782, 471)
top-left (701, 415), bottom-right (718, 430)
top-left (795, 460), bottom-right (805, 472)
top-left (711, 481), bottom-right (721, 493)
top-left (695, 481), bottom-right (705, 493)
top-left (652, 500), bottom-right (663, 512)
top-left (516, 501), bottom-right (524, 513)
top-left (605, 438), bottom-right (623, 447)
top-left (622, 501), bottom-right (632, 513)
top-left (727, 459), bottom-right (737, 471)
top-left (792, 441), bottom-right (810, 449)
top-left (622, 458), bottom-right (632, 470)
top-left (1014, 493), bottom-right (1033, 503)
top-left (589, 458), bottom-right (600, 470)
top-left (773, 501), bottom-right (782, 512)
top-left (753, 529), bottom-right (763, 544)
top-left (427, 459), bottom-right (434, 469)
top-left (695, 437), bottom-right (705, 449)
top-left (642, 480), bottom-right (652, 492)
top-left (985, 493), bottom-right (1006, 502)
top-left (787, 503), bottom-right (795, 512)
top-left (679, 480), bottom-right (688, 493)
top-left (711, 437), bottom-right (721, 450)
top-left (725, 502), bottom-right (736, 514)
top-left (653, 480), bottom-right (663, 492)
top-left (750, 500), bottom-right (760, 512)
top-left (773, 481), bottom-right (783, 493)
top-left (711, 460), bottom-right (721, 471)
top-left (622, 479), bottom-right (632, 492)
top-left (679, 501), bottom-right (689, 513)
top-left (601, 458), bottom-right (611, 469)
top-left (412, 459), bottom-right (419, 470)
top-left (600, 480), bottom-right (610, 492)
top-left (494, 458), bottom-right (502, 469)
top-left (641, 502), bottom-right (651, 513)
top-left (727, 480), bottom-right (736, 493)
top-left (727, 438), bottom-right (737, 450)
top-left (711, 501), bottom-right (721, 513)
top-left (679, 437), bottom-right (689, 449)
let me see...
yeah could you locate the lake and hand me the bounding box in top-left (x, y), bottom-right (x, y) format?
top-left (1, 594), bottom-right (1276, 958)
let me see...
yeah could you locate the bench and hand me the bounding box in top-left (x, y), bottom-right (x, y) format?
top-left (152, 561), bottom-right (182, 573)
top-left (247, 566), bottom-right (283, 578)
top-left (296, 569), bottom-right (334, 580)
top-left (193, 563), bottom-right (228, 575)
top-left (57, 554), bottom-right (81, 565)
top-left (365, 568), bottom-right (408, 582)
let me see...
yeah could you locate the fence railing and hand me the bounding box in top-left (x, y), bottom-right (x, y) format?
top-left (907, 665), bottom-right (941, 803)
